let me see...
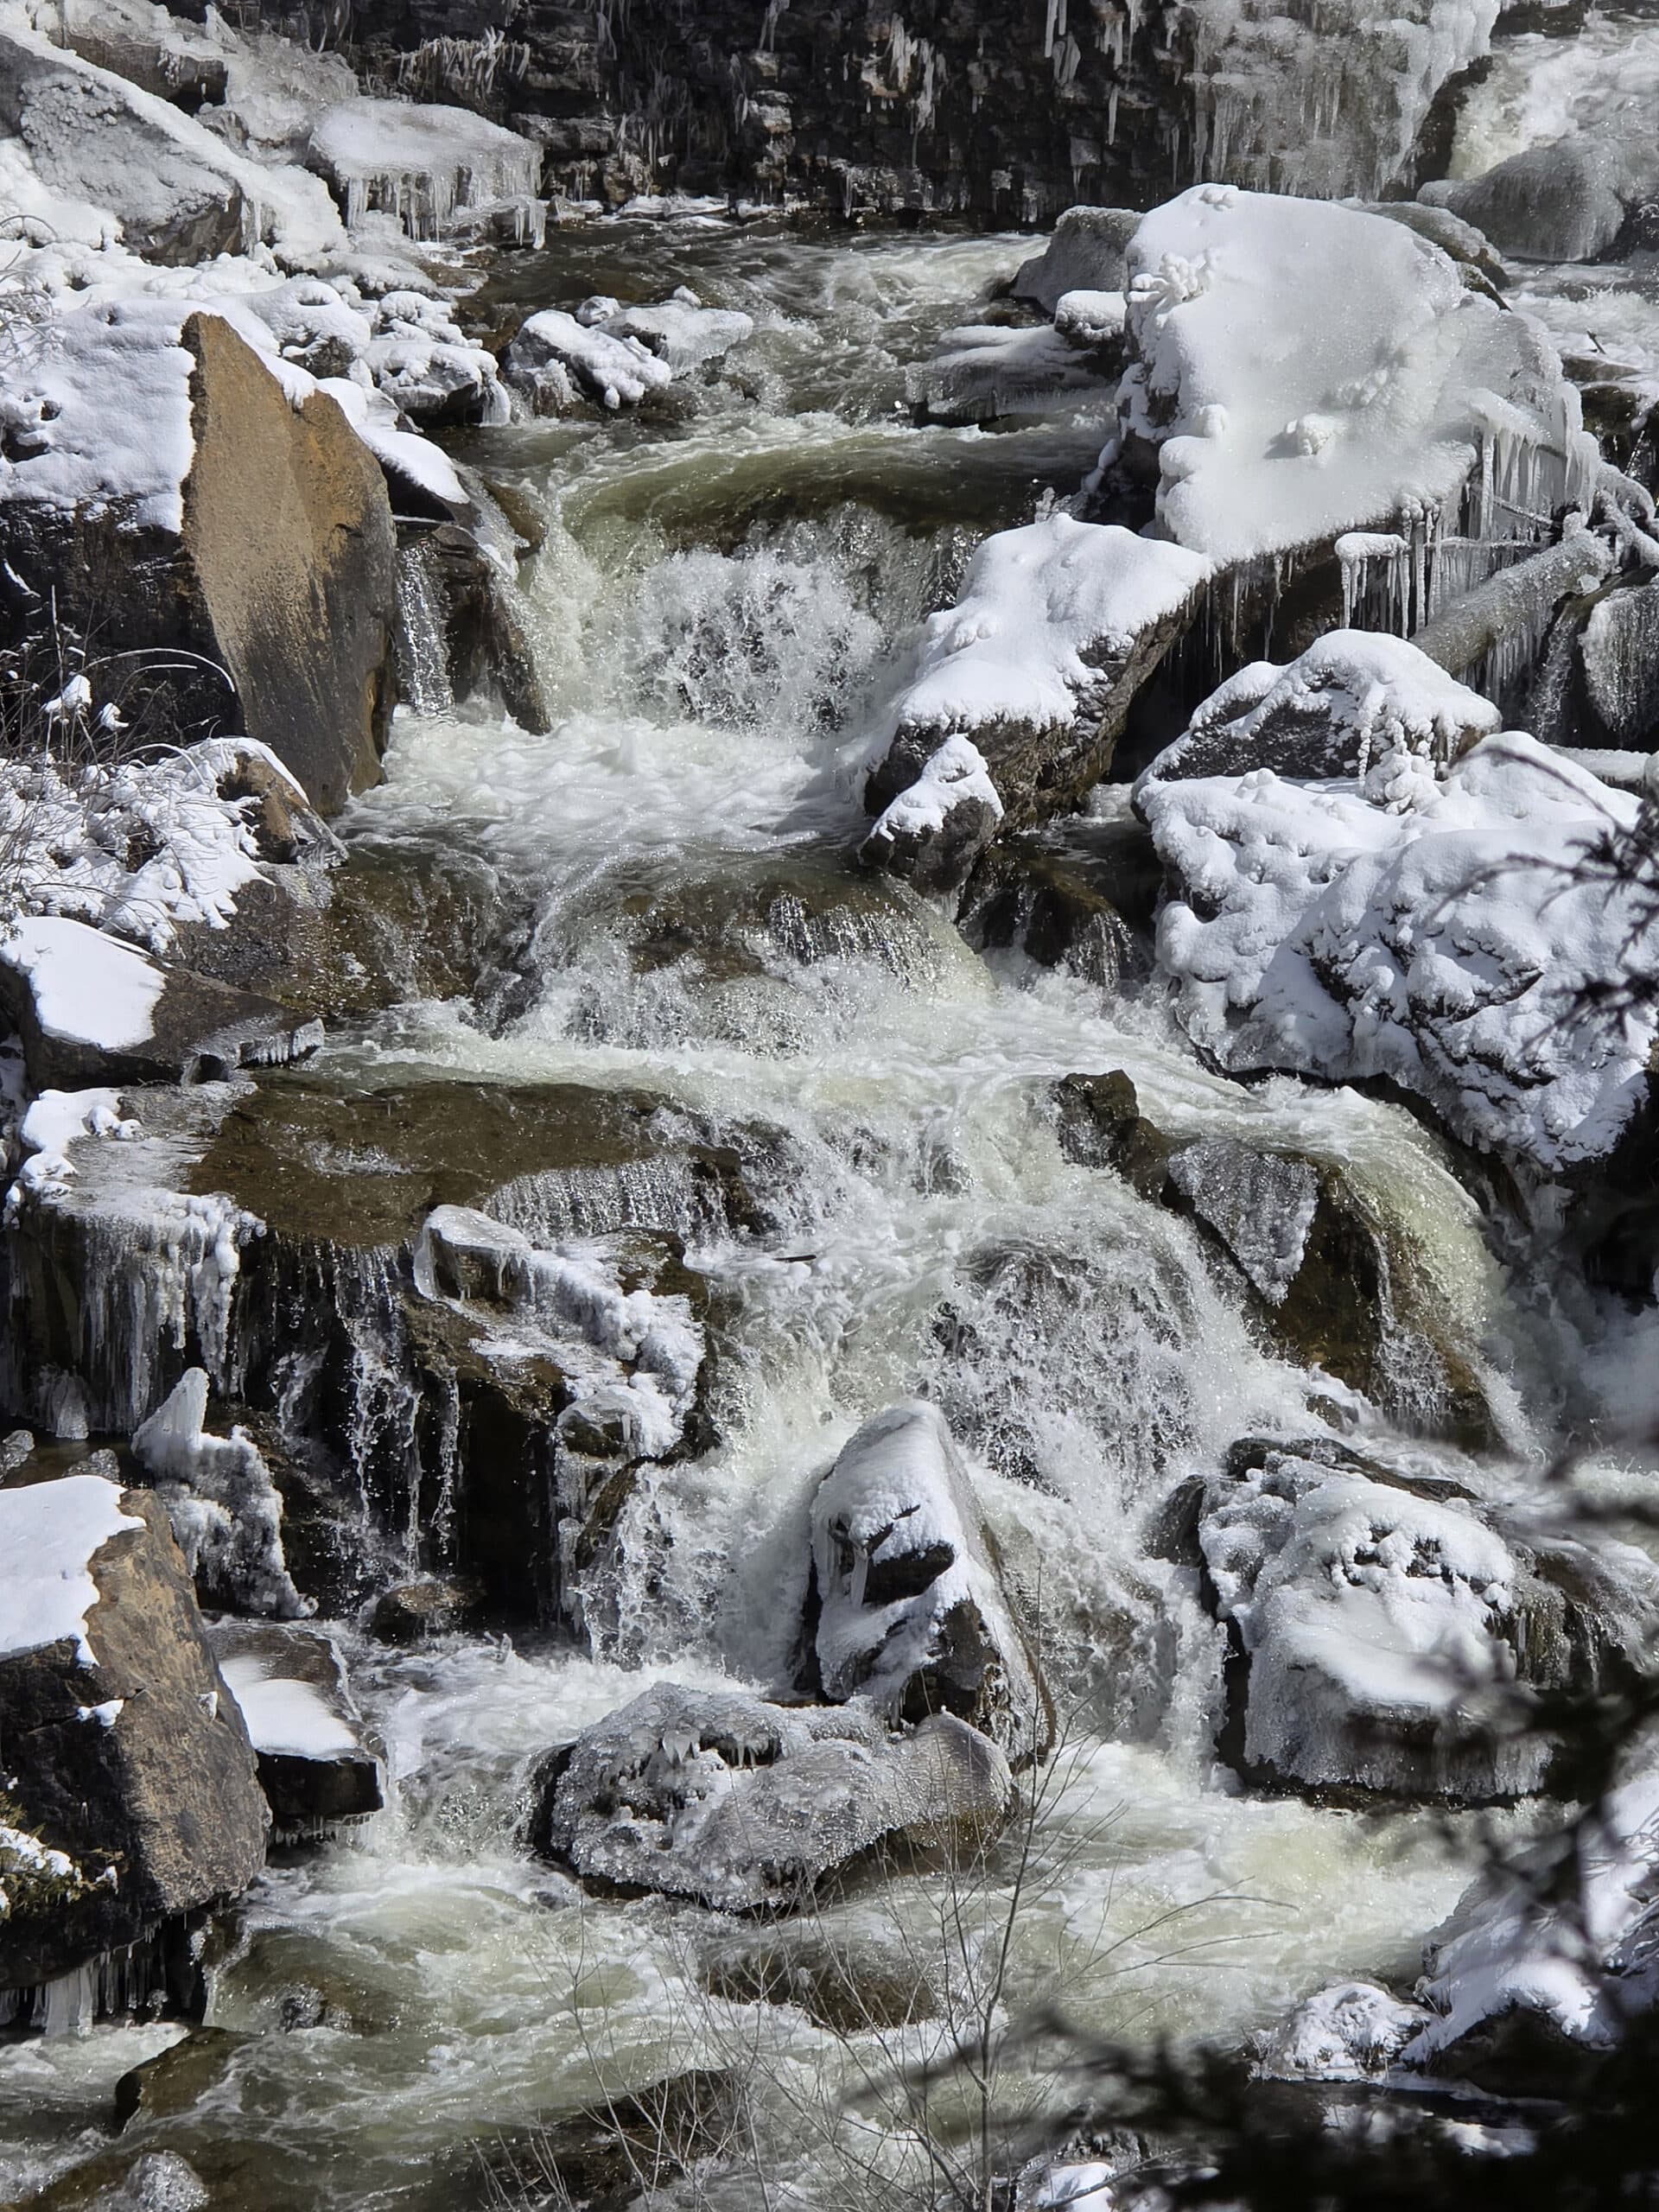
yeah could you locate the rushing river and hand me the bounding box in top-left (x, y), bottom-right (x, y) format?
top-left (4, 215), bottom-right (1644, 2209)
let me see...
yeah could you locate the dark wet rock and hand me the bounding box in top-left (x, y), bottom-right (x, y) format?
top-left (205, 1620), bottom-right (383, 1838)
top-left (1200, 1437), bottom-right (1659, 1802)
top-left (365, 1573), bottom-right (488, 1643)
top-left (0, 1476), bottom-right (267, 2004)
top-left (113, 2028), bottom-right (250, 2133)
top-left (481, 2069), bottom-right (743, 2210)
top-left (957, 831), bottom-right (1147, 991)
top-left (803, 1401), bottom-right (1052, 1769)
top-left (530, 1681), bottom-right (1013, 1911)
top-left (701, 1927), bottom-right (938, 2029)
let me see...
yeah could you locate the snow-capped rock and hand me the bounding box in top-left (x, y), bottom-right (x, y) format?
top-left (504, 307), bottom-right (676, 414)
top-left (1141, 728), bottom-right (1656, 1169)
top-left (1255, 1980), bottom-right (1432, 2080)
top-left (1143, 631), bottom-right (1502, 783)
top-left (806, 1400), bottom-right (1052, 1768)
top-left (307, 97), bottom-right (542, 242)
top-left (0, 1471), bottom-right (267, 2008)
top-left (207, 1619), bottom-right (383, 1839)
top-left (1116, 185), bottom-right (1596, 570)
top-left (531, 1681), bottom-right (1013, 1911)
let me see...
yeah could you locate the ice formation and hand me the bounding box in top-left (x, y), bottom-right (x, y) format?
top-left (904, 320), bottom-right (1109, 423)
top-left (505, 308), bottom-right (676, 414)
top-left (1116, 186), bottom-right (1597, 570)
top-left (308, 98), bottom-right (542, 242)
top-left (6, 1085), bottom-right (138, 1214)
top-left (0, 1469), bottom-right (141, 1665)
top-left (131, 1367), bottom-right (308, 1618)
top-left (1141, 728), bottom-right (1656, 1168)
top-left (1255, 1980), bottom-right (1432, 2081)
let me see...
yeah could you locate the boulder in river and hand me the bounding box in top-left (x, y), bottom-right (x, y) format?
top-left (1012, 207), bottom-right (1141, 315)
top-left (0, 1472), bottom-right (268, 2018)
top-left (206, 1620), bottom-right (384, 1840)
top-left (804, 1401), bottom-right (1052, 1769)
top-left (531, 1681), bottom-right (1013, 1911)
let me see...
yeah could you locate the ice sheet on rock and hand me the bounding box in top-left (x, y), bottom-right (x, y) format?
top-left (1146, 631), bottom-right (1503, 785)
top-left (601, 295), bottom-right (754, 375)
top-left (308, 99), bottom-right (541, 243)
top-left (504, 308), bottom-right (674, 414)
top-left (904, 321), bottom-right (1112, 424)
top-left (1117, 187), bottom-right (1595, 568)
top-left (1255, 1980), bottom-right (1432, 2080)
top-left (1141, 731), bottom-right (1656, 1168)
top-left (1423, 130), bottom-right (1659, 265)
top-left (1165, 1140), bottom-right (1319, 1304)
top-left (1202, 1452), bottom-right (1539, 1796)
top-left (131, 1368), bottom-right (308, 1619)
top-left (7, 1085), bottom-right (139, 1214)
top-left (874, 517), bottom-right (1211, 743)
top-left (810, 1401), bottom-right (1050, 1765)
top-left (1406, 1768), bottom-right (1659, 2064)
top-left (0, 1471), bottom-right (142, 1665)
top-left (218, 1655), bottom-right (359, 1759)
top-left (1, 917), bottom-right (166, 1051)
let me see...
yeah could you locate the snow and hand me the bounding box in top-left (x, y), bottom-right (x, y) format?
top-left (1255, 1980), bottom-right (1431, 2081)
top-left (7, 1085), bottom-right (139, 1213)
top-left (218, 1654), bottom-right (359, 1759)
top-left (1141, 728), bottom-right (1656, 1168)
top-left (1116, 186), bottom-right (1596, 568)
top-left (876, 517), bottom-right (1211, 742)
top-left (131, 1368), bottom-right (308, 1619)
top-left (0, 915), bottom-right (166, 1051)
top-left (308, 99), bottom-right (541, 242)
top-left (505, 308), bottom-right (675, 414)
top-left (0, 1471), bottom-right (143, 1666)
top-left (317, 374), bottom-right (467, 508)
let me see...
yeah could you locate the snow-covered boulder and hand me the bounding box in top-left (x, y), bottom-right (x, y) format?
top-left (1013, 207), bottom-right (1141, 316)
top-left (504, 308), bottom-right (676, 415)
top-left (860, 517), bottom-right (1212, 887)
top-left (806, 1401), bottom-right (1052, 1768)
top-left (1422, 130), bottom-right (1659, 267)
top-left (132, 1369), bottom-right (308, 1620)
top-left (1140, 729), bottom-right (1658, 1170)
top-left (207, 1620), bottom-right (383, 1839)
top-left (0, 301), bottom-right (398, 815)
top-left (0, 912), bottom-right (322, 1094)
top-left (1255, 1980), bottom-right (1432, 2081)
top-left (308, 98), bottom-right (542, 242)
top-left (1199, 1441), bottom-right (1659, 1800)
top-left (1403, 1768), bottom-right (1659, 2088)
top-left (1116, 186), bottom-right (1595, 571)
top-left (0, 1472), bottom-right (267, 2009)
top-left (1144, 632), bottom-right (1502, 783)
top-left (531, 1681), bottom-right (1013, 1911)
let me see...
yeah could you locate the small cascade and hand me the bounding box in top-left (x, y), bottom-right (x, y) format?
top-left (393, 543), bottom-right (454, 718)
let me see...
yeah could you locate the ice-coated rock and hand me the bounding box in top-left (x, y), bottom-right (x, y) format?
top-left (132, 1369), bottom-right (307, 1621)
top-left (1403, 1766), bottom-right (1659, 2088)
top-left (1141, 729), bottom-right (1658, 1170)
top-left (805, 1401), bottom-right (1052, 1767)
top-left (1255, 1980), bottom-right (1432, 2081)
top-left (207, 1620), bottom-right (383, 1839)
top-left (601, 295), bottom-right (754, 375)
top-left (504, 308), bottom-right (675, 415)
top-left (1423, 130), bottom-right (1659, 266)
top-left (1116, 186), bottom-right (1596, 570)
top-left (1164, 1141), bottom-right (1320, 1306)
top-left (0, 1473), bottom-right (267, 2006)
top-left (531, 1681), bottom-right (1013, 1911)
top-left (1013, 207), bottom-right (1141, 316)
top-left (1200, 1441), bottom-right (1659, 1801)
top-left (308, 98), bottom-right (542, 241)
top-left (861, 518), bottom-right (1211, 885)
top-left (1143, 632), bottom-right (1502, 784)
top-left (905, 321), bottom-right (1115, 426)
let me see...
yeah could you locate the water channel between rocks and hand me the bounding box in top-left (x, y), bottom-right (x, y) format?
top-left (4, 216), bottom-right (1649, 2210)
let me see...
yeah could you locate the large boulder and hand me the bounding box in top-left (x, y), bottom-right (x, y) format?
top-left (804, 1402), bottom-right (1052, 1768)
top-left (0, 301), bottom-right (398, 816)
top-left (531, 1682), bottom-right (1012, 1911)
top-left (1422, 130), bottom-right (1659, 265)
top-left (860, 518), bottom-right (1211, 890)
top-left (1198, 1439), bottom-right (1659, 1801)
top-left (1013, 207), bottom-right (1141, 315)
top-left (0, 1473), bottom-right (268, 2012)
top-left (206, 1620), bottom-right (383, 1839)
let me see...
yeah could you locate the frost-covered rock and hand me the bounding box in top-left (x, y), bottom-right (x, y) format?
top-left (601, 292), bottom-right (754, 375)
top-left (1580, 580), bottom-right (1659, 750)
top-left (1013, 207), bottom-right (1141, 316)
top-left (1423, 130), bottom-right (1659, 266)
top-left (0, 1471), bottom-right (267, 2005)
top-left (207, 1620), bottom-right (383, 1839)
top-left (1200, 1441), bottom-right (1659, 1800)
top-left (1255, 1980), bottom-right (1432, 2081)
top-left (1144, 632), bottom-right (1502, 783)
top-left (308, 98), bottom-right (543, 242)
top-left (806, 1401), bottom-right (1052, 1767)
top-left (1116, 186), bottom-right (1596, 569)
top-left (132, 1368), bottom-right (308, 1620)
top-left (504, 307), bottom-right (675, 415)
top-left (1141, 730), bottom-right (1657, 1169)
top-left (1404, 1768), bottom-right (1659, 2087)
top-left (531, 1681), bottom-right (1013, 1911)
top-left (861, 517), bottom-right (1211, 884)
top-left (905, 320), bottom-right (1116, 426)
top-left (0, 300), bottom-right (398, 815)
